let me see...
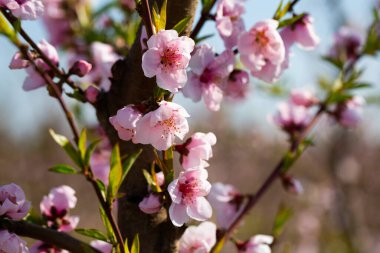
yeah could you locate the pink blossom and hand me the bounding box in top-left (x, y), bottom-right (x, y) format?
top-left (90, 150), bottom-right (111, 186)
top-left (290, 89), bottom-right (319, 107)
top-left (138, 193), bottom-right (162, 214)
top-left (208, 183), bottom-right (243, 228)
top-left (175, 132), bottom-right (217, 170)
top-left (90, 42), bottom-right (120, 91)
top-left (329, 27), bottom-right (362, 62)
top-left (109, 105), bottom-right (143, 142)
top-left (142, 30), bottom-right (195, 93)
top-left (9, 52), bottom-right (29, 69)
top-left (85, 86), bottom-right (100, 103)
top-left (1, 0), bottom-right (44, 20)
top-left (168, 168), bottom-right (212, 227)
top-left (40, 185), bottom-right (77, 216)
top-left (280, 15), bottom-right (320, 50)
top-left (69, 60), bottom-right (92, 77)
top-left (179, 221), bottom-right (217, 253)
top-left (0, 183), bottom-right (30, 220)
top-left (238, 235), bottom-right (274, 253)
top-left (272, 102), bottom-right (312, 133)
top-left (215, 0), bottom-right (246, 49)
top-left (90, 240), bottom-right (112, 253)
top-left (182, 44), bottom-right (235, 111)
top-left (42, 0), bottom-right (70, 47)
top-left (18, 40), bottom-right (59, 91)
top-left (223, 70), bottom-right (250, 101)
top-left (29, 241), bottom-right (68, 253)
top-left (335, 96), bottom-right (365, 128)
top-left (134, 101), bottom-right (190, 151)
top-left (238, 20), bottom-right (285, 83)
top-left (0, 230), bottom-right (29, 253)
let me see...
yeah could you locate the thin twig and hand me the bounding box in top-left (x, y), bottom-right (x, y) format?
top-left (212, 106), bottom-right (325, 251)
top-left (190, 0), bottom-right (217, 39)
top-left (141, 0), bottom-right (155, 37)
top-left (1, 9), bottom-right (79, 91)
top-left (0, 219), bottom-right (101, 253)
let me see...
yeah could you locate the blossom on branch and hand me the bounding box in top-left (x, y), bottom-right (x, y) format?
top-left (182, 44), bottom-right (235, 111)
top-left (109, 105), bottom-right (143, 142)
top-left (0, 0), bottom-right (44, 20)
top-left (224, 69), bottom-right (250, 101)
top-left (175, 132), bottom-right (217, 170)
top-left (238, 19), bottom-right (285, 83)
top-left (134, 101), bottom-right (190, 151)
top-left (208, 182), bottom-right (244, 229)
top-left (272, 102), bottom-right (312, 134)
top-left (142, 30), bottom-right (195, 93)
top-left (333, 95), bottom-right (365, 128)
top-left (0, 230), bottom-right (29, 253)
top-left (0, 183), bottom-right (30, 220)
top-left (90, 240), bottom-right (112, 253)
top-left (40, 185), bottom-right (79, 232)
top-left (238, 235), bottom-right (273, 253)
top-left (168, 168), bottom-right (212, 226)
top-left (215, 0), bottom-right (246, 49)
top-left (179, 221), bottom-right (217, 253)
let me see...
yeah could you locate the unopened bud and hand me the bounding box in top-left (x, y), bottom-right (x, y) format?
top-left (282, 175), bottom-right (304, 195)
top-left (85, 86), bottom-right (99, 103)
top-left (69, 60), bottom-right (92, 77)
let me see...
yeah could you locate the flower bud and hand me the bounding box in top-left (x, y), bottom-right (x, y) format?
top-left (0, 230), bottom-right (29, 253)
top-left (85, 86), bottom-right (100, 104)
top-left (138, 194), bottom-right (162, 214)
top-left (0, 183), bottom-right (30, 220)
top-left (69, 60), bottom-right (92, 77)
top-left (282, 175), bottom-right (304, 195)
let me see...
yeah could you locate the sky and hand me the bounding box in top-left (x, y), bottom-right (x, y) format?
top-left (0, 0), bottom-right (379, 139)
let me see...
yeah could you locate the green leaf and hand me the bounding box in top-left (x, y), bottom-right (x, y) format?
top-left (107, 145), bottom-right (123, 204)
top-left (0, 14), bottom-right (19, 44)
top-left (75, 228), bottom-right (109, 242)
top-left (99, 207), bottom-right (116, 244)
top-left (159, 0), bottom-right (167, 29)
top-left (272, 205), bottom-right (293, 238)
top-left (194, 34), bottom-right (214, 44)
top-left (131, 234), bottom-right (140, 253)
top-left (79, 129), bottom-right (87, 160)
top-left (273, 0), bottom-right (284, 20)
top-left (84, 139), bottom-right (102, 167)
top-left (172, 16), bottom-right (191, 35)
top-left (142, 169), bottom-right (154, 186)
top-left (322, 56), bottom-right (344, 70)
top-left (121, 149), bottom-right (142, 183)
top-left (49, 164), bottom-right (77, 174)
top-left (163, 147), bottom-right (174, 183)
top-left (96, 179), bottom-right (107, 197)
top-left (66, 89), bottom-right (87, 103)
top-left (278, 14), bottom-right (305, 29)
top-left (124, 238), bottom-right (131, 253)
top-left (49, 129), bottom-right (82, 167)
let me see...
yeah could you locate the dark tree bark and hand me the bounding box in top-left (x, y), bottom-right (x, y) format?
top-left (95, 1), bottom-right (199, 252)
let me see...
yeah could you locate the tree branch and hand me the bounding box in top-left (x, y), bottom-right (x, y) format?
top-left (0, 219), bottom-right (101, 253)
top-left (190, 0), bottom-right (216, 39)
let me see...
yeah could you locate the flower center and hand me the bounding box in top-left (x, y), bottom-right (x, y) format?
top-left (255, 30), bottom-right (269, 47)
top-left (178, 177), bottom-right (199, 202)
top-left (160, 47), bottom-right (182, 71)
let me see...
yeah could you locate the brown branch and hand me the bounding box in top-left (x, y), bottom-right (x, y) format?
top-left (190, 0), bottom-right (216, 39)
top-left (212, 106), bottom-right (325, 251)
top-left (141, 0), bottom-right (155, 37)
top-left (1, 9), bottom-right (79, 91)
top-left (0, 219), bottom-right (101, 253)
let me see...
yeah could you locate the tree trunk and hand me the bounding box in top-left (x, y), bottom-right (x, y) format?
top-left (95, 1), bottom-right (199, 252)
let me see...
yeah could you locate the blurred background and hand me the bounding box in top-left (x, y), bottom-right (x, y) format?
top-left (1, 0), bottom-right (380, 252)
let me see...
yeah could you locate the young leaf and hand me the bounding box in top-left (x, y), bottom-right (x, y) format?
top-left (99, 207), bottom-right (116, 244)
top-left (96, 179), bottom-right (107, 198)
top-left (163, 147), bottom-right (174, 183)
top-left (142, 169), bottom-right (154, 186)
top-left (159, 0), bottom-right (167, 30)
top-left (194, 34), bottom-right (214, 44)
top-left (272, 205), bottom-right (293, 238)
top-left (211, 236), bottom-right (226, 253)
top-left (131, 234), bottom-right (140, 253)
top-left (49, 129), bottom-right (82, 167)
top-left (75, 228), bottom-right (109, 242)
top-left (172, 17), bottom-right (191, 35)
top-left (84, 139), bottom-right (102, 167)
top-left (0, 14), bottom-right (19, 44)
top-left (49, 164), bottom-right (78, 174)
top-left (79, 129), bottom-right (87, 160)
top-left (121, 149), bottom-right (142, 183)
top-left (124, 238), bottom-right (131, 253)
top-left (107, 145), bottom-right (123, 204)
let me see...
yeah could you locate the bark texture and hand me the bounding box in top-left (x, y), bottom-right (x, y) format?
top-left (95, 1), bottom-right (199, 252)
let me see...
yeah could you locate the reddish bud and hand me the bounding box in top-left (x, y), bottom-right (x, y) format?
top-left (70, 60), bottom-right (92, 77)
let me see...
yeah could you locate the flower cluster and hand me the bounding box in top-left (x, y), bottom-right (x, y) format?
top-left (272, 89), bottom-right (318, 136)
top-left (0, 183), bottom-right (30, 253)
top-left (30, 185), bottom-right (79, 253)
top-left (110, 101), bottom-right (190, 151)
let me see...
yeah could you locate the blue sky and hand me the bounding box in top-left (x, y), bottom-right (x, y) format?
top-left (0, 0), bottom-right (379, 139)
